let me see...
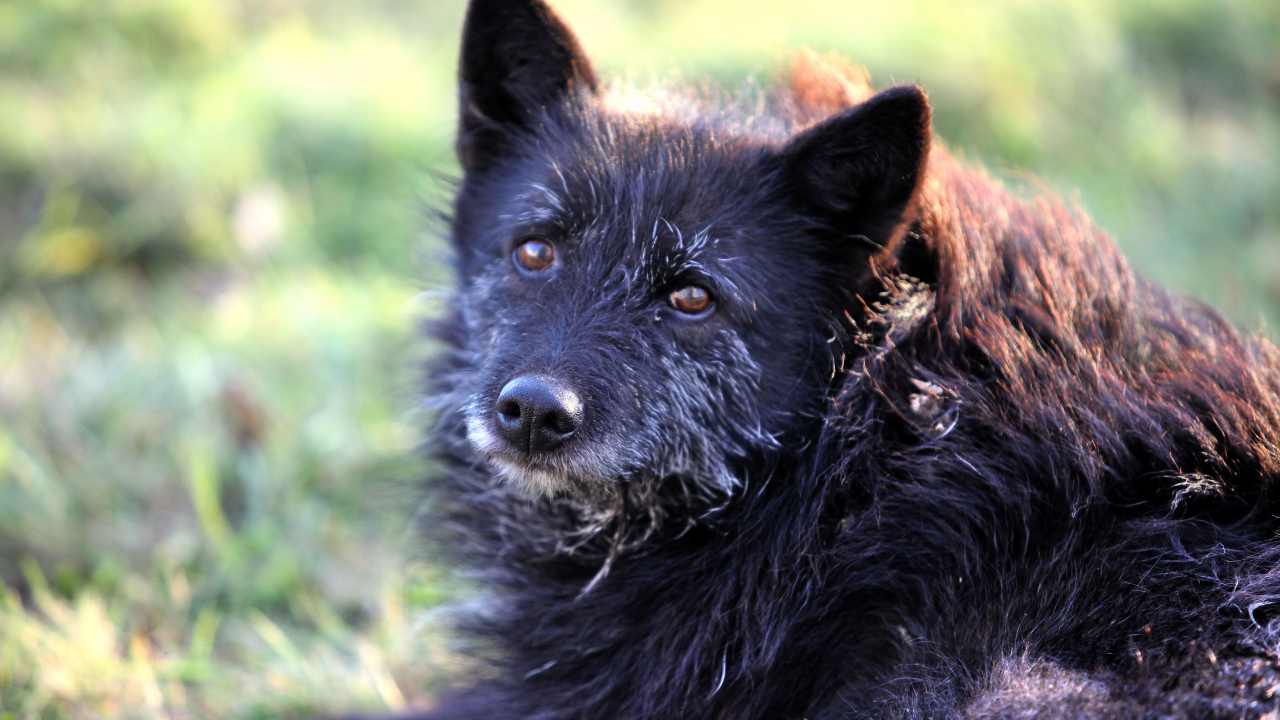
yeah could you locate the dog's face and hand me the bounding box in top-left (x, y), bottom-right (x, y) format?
top-left (447, 0), bottom-right (930, 501)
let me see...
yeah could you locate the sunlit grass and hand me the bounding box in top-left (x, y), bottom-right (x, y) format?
top-left (0, 559), bottom-right (452, 718)
top-left (0, 267), bottom-right (451, 717)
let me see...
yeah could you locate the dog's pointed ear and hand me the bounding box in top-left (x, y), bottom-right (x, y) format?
top-left (457, 0), bottom-right (598, 173)
top-left (780, 85), bottom-right (931, 250)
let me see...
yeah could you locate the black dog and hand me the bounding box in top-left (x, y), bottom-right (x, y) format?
top-left (414, 1), bottom-right (1280, 716)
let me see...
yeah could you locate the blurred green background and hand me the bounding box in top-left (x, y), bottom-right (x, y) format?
top-left (1, 0), bottom-right (1277, 717)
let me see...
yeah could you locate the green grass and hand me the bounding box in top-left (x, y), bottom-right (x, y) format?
top-left (1, 0), bottom-right (1278, 717)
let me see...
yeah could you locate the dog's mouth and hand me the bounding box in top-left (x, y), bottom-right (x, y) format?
top-left (488, 455), bottom-right (578, 495)
top-left (464, 406), bottom-right (616, 496)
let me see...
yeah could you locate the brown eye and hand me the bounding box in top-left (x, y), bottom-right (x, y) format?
top-left (668, 285), bottom-right (714, 315)
top-left (513, 239), bottom-right (556, 273)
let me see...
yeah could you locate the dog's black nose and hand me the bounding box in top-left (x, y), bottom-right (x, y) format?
top-left (494, 375), bottom-right (584, 454)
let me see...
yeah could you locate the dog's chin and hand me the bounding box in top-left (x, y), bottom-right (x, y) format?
top-left (488, 457), bottom-right (579, 496)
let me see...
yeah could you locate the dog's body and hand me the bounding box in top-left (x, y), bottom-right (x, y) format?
top-left (417, 2), bottom-right (1280, 717)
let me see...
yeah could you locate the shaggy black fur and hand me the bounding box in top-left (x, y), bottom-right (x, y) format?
top-left (405, 1), bottom-right (1280, 717)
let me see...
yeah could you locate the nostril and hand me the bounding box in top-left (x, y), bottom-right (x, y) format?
top-left (496, 398), bottom-right (522, 424)
top-left (543, 384), bottom-right (584, 439)
top-left (544, 408), bottom-right (578, 437)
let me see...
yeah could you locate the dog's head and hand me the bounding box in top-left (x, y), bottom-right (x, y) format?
top-left (446, 0), bottom-right (931, 500)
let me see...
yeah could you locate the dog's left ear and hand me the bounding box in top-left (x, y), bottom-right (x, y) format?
top-left (457, 0), bottom-right (599, 173)
top-left (780, 85), bottom-right (931, 250)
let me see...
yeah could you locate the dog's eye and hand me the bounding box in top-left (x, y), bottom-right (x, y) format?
top-left (669, 285), bottom-right (714, 316)
top-left (513, 239), bottom-right (556, 273)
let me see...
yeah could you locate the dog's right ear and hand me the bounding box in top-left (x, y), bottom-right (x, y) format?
top-left (457, 0), bottom-right (598, 173)
top-left (779, 85), bottom-right (931, 254)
